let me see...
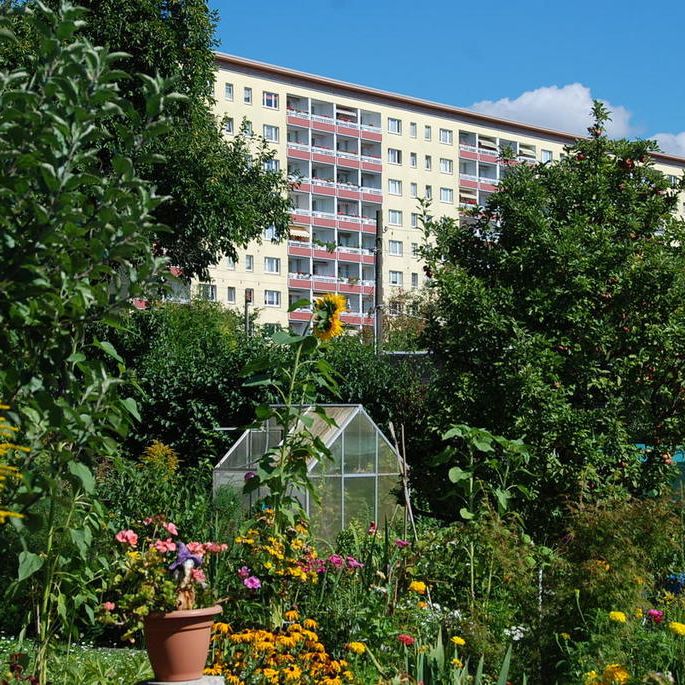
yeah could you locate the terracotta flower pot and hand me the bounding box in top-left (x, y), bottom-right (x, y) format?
top-left (143, 605), bottom-right (222, 682)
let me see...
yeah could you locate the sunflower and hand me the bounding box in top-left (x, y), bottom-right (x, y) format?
top-left (312, 293), bottom-right (346, 340)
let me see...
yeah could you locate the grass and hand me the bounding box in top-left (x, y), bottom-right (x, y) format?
top-left (0, 634), bottom-right (152, 685)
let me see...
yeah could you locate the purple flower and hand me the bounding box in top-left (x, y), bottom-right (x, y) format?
top-left (346, 556), bottom-right (364, 569)
top-left (243, 575), bottom-right (261, 590)
top-left (238, 565), bottom-right (251, 579)
top-left (647, 609), bottom-right (665, 623)
top-left (168, 541), bottom-right (203, 571)
top-left (395, 539), bottom-right (410, 549)
top-left (244, 471), bottom-right (257, 481)
top-left (328, 554), bottom-right (344, 569)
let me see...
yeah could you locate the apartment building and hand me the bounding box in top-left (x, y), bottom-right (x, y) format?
top-left (206, 53), bottom-right (685, 332)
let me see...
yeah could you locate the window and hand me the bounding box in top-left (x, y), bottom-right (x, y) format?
top-left (541, 149), bottom-right (553, 163)
top-left (411, 213), bottom-right (419, 228)
top-left (388, 179), bottom-right (402, 195)
top-left (440, 187), bottom-right (454, 203)
top-left (264, 289), bottom-right (281, 306)
top-left (389, 240), bottom-right (403, 256)
top-left (244, 87), bottom-right (252, 104)
top-left (263, 125), bottom-right (279, 143)
top-left (440, 158), bottom-right (453, 174)
top-left (224, 83), bottom-right (233, 100)
top-left (439, 128), bottom-right (453, 145)
top-left (409, 152), bottom-right (417, 168)
top-left (425, 185), bottom-right (432, 199)
top-left (263, 91), bottom-right (279, 109)
top-left (223, 118), bottom-right (234, 134)
top-left (410, 182), bottom-right (418, 198)
top-left (424, 125), bottom-right (432, 141)
top-left (409, 122), bottom-right (417, 138)
top-left (388, 117), bottom-right (402, 134)
top-left (226, 256), bottom-right (236, 270)
top-left (243, 120), bottom-right (253, 136)
top-left (199, 283), bottom-right (216, 301)
top-left (411, 242), bottom-right (419, 256)
top-left (245, 255), bottom-right (254, 272)
top-left (411, 272), bottom-right (419, 289)
top-left (425, 155), bottom-right (432, 171)
top-left (264, 257), bottom-right (281, 274)
top-left (389, 270), bottom-right (403, 286)
top-left (264, 225), bottom-right (277, 240)
top-left (263, 159), bottom-right (280, 172)
top-left (388, 209), bottom-right (403, 226)
top-left (387, 148), bottom-right (402, 164)
top-left (227, 287), bottom-right (236, 304)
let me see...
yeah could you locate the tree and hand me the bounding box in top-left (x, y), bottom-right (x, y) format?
top-left (420, 103), bottom-right (685, 535)
top-left (6, 0), bottom-right (292, 280)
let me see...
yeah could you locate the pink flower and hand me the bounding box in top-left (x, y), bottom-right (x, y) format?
top-left (244, 471), bottom-right (257, 481)
top-left (143, 517), bottom-right (153, 525)
top-left (328, 554), bottom-right (344, 569)
top-left (102, 601), bottom-right (116, 612)
top-left (153, 538), bottom-right (176, 553)
top-left (204, 542), bottom-right (228, 554)
top-left (115, 530), bottom-right (138, 547)
top-left (191, 568), bottom-right (206, 583)
top-left (238, 566), bottom-right (251, 579)
top-left (647, 609), bottom-right (665, 623)
top-left (367, 521), bottom-right (378, 535)
top-left (395, 539), bottom-right (410, 549)
top-left (243, 576), bottom-right (261, 590)
top-left (398, 633), bottom-right (416, 646)
top-left (346, 556), bottom-right (364, 569)
top-left (187, 541), bottom-right (205, 556)
top-left (164, 522), bottom-right (178, 536)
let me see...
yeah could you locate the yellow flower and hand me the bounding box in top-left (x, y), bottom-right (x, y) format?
top-left (303, 618), bottom-right (318, 630)
top-left (602, 663), bottom-right (630, 684)
top-left (451, 657), bottom-right (463, 668)
top-left (312, 293), bottom-right (346, 340)
top-left (284, 609), bottom-right (299, 621)
top-left (669, 621), bottom-right (685, 636)
top-left (408, 580), bottom-right (427, 595)
top-left (345, 641), bottom-right (366, 654)
top-left (634, 608), bottom-right (643, 619)
top-left (584, 671), bottom-right (600, 685)
top-left (560, 632), bottom-right (570, 640)
top-left (213, 622), bottom-right (231, 634)
top-left (450, 636), bottom-right (466, 646)
top-left (417, 601), bottom-right (428, 609)
top-left (608, 611), bottom-right (627, 623)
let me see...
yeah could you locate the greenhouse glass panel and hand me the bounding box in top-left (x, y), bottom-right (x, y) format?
top-left (310, 476), bottom-right (342, 538)
top-left (343, 476), bottom-right (376, 526)
top-left (378, 475), bottom-right (401, 525)
top-left (343, 414), bottom-right (376, 473)
top-left (378, 439), bottom-right (398, 473)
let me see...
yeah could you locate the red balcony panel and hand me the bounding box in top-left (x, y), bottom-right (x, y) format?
top-left (312, 151), bottom-right (335, 164)
top-left (312, 277), bottom-right (338, 291)
top-left (313, 248), bottom-right (335, 260)
top-left (361, 130), bottom-right (382, 142)
top-left (338, 282), bottom-right (362, 294)
top-left (289, 310), bottom-right (311, 322)
top-left (287, 114), bottom-right (311, 128)
top-left (337, 188), bottom-right (361, 201)
top-left (479, 181), bottom-right (498, 192)
top-left (311, 215), bottom-right (336, 228)
top-left (288, 147), bottom-right (310, 161)
top-left (361, 192), bottom-right (382, 204)
top-left (337, 156), bottom-right (360, 169)
top-left (459, 149), bottom-right (478, 161)
top-left (337, 218), bottom-right (362, 231)
top-left (311, 120), bottom-right (336, 133)
top-left (298, 182), bottom-right (312, 194)
top-left (337, 124), bottom-right (360, 138)
top-left (337, 251), bottom-right (362, 263)
top-left (478, 151), bottom-right (499, 163)
top-left (460, 179), bottom-right (478, 189)
top-left (289, 276), bottom-right (311, 288)
top-left (312, 184), bottom-right (335, 196)
top-left (361, 222), bottom-right (376, 234)
top-left (361, 254), bottom-right (374, 265)
top-left (361, 160), bottom-right (382, 173)
top-left (288, 245), bottom-right (312, 258)
top-left (290, 212), bottom-right (311, 225)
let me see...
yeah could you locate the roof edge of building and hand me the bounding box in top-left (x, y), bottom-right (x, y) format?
top-left (214, 51), bottom-right (685, 167)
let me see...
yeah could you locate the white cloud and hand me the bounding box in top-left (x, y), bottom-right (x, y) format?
top-left (651, 132), bottom-right (685, 157)
top-left (469, 83), bottom-right (635, 138)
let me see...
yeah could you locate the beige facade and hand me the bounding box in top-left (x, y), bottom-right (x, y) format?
top-left (202, 53), bottom-right (685, 331)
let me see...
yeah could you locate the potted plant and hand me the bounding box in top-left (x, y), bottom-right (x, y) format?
top-left (100, 516), bottom-right (227, 682)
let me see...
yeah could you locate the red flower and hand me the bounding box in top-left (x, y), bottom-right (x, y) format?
top-left (398, 633), bottom-right (415, 646)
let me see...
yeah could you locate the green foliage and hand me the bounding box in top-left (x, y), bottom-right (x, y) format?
top-left (420, 104), bottom-right (685, 534)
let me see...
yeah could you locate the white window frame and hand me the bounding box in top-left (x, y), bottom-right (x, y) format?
top-left (388, 209), bottom-right (403, 226)
top-left (389, 270), bottom-right (404, 286)
top-left (410, 182), bottom-right (418, 198)
top-left (199, 283), bottom-right (216, 301)
top-left (226, 286), bottom-right (236, 304)
top-left (264, 289), bottom-right (281, 307)
top-left (411, 272), bottom-right (419, 289)
top-left (541, 149), bottom-right (553, 163)
top-left (440, 158), bottom-right (453, 174)
top-left (411, 213), bottom-right (419, 228)
top-left (263, 125), bottom-right (279, 143)
top-left (388, 179), bottom-right (402, 195)
top-left (263, 159), bottom-right (280, 172)
top-left (424, 125), bottom-right (432, 141)
top-left (409, 152), bottom-right (417, 168)
top-left (387, 148), bottom-right (402, 165)
top-left (226, 257), bottom-right (236, 270)
top-left (224, 83), bottom-right (233, 101)
top-left (244, 87), bottom-right (252, 104)
top-left (425, 155), bottom-right (432, 171)
top-left (388, 240), bottom-right (403, 256)
top-left (411, 242), bottom-right (419, 257)
top-left (440, 187), bottom-right (454, 203)
top-left (264, 257), bottom-right (281, 274)
top-left (387, 117), bottom-right (402, 134)
top-left (409, 122), bottom-right (417, 138)
top-left (263, 91), bottom-right (279, 109)
top-left (439, 128), bottom-right (453, 145)
top-left (425, 185), bottom-right (432, 200)
top-left (223, 118), bottom-right (234, 135)
top-left (245, 254), bottom-right (254, 272)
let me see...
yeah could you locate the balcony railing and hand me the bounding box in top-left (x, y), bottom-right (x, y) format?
top-left (459, 173), bottom-right (478, 182)
top-left (479, 177), bottom-right (499, 185)
top-left (360, 186), bottom-right (382, 194)
top-left (360, 154), bottom-right (382, 164)
top-left (287, 142), bottom-right (310, 152)
top-left (459, 143), bottom-right (478, 153)
top-left (288, 273), bottom-right (376, 288)
top-left (336, 150), bottom-right (359, 160)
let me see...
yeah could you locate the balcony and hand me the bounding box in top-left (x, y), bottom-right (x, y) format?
top-left (287, 273), bottom-right (375, 295)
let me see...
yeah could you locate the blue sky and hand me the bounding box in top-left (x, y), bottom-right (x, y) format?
top-left (210, 0), bottom-right (685, 156)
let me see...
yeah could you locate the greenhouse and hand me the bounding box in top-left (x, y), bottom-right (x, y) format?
top-left (213, 404), bottom-right (402, 539)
